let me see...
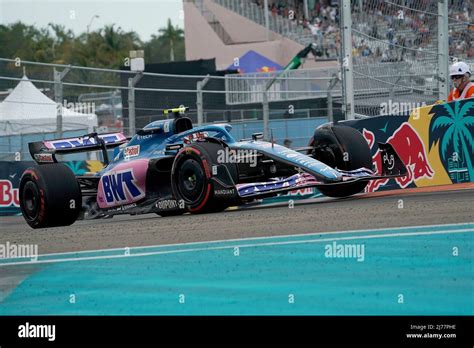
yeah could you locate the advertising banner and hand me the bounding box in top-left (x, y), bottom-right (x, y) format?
top-left (0, 161), bottom-right (103, 216)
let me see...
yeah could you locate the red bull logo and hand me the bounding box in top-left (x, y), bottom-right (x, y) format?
top-left (0, 180), bottom-right (20, 207)
top-left (363, 123), bottom-right (434, 192)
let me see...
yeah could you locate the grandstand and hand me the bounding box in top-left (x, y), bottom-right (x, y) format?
top-left (185, 0), bottom-right (473, 118)
top-left (208, 0), bottom-right (472, 61)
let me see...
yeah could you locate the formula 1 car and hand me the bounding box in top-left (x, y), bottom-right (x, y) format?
top-left (19, 106), bottom-right (407, 228)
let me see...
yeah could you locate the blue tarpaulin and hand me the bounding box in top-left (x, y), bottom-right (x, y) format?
top-left (227, 50), bottom-right (283, 73)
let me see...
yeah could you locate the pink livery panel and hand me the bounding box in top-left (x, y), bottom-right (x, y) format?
top-left (97, 159), bottom-right (149, 208)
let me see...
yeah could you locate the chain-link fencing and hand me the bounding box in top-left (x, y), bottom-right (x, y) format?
top-left (0, 57), bottom-right (339, 160)
top-left (348, 0), bottom-right (473, 117)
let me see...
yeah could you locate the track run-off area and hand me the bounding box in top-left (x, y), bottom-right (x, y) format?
top-left (0, 185), bottom-right (473, 315)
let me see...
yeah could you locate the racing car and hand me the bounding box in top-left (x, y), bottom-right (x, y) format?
top-left (19, 106), bottom-right (407, 228)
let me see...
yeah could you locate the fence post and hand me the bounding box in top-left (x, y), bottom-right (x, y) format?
top-left (262, 91), bottom-right (270, 140)
top-left (128, 73), bottom-right (143, 136)
top-left (54, 66), bottom-right (70, 138)
top-left (341, 0), bottom-right (354, 120)
top-left (327, 73), bottom-right (340, 123)
top-left (438, 0), bottom-right (449, 101)
top-left (196, 74), bottom-right (211, 126)
top-left (264, 0), bottom-right (270, 41)
top-left (128, 78), bottom-right (135, 137)
top-left (303, 0), bottom-right (309, 21)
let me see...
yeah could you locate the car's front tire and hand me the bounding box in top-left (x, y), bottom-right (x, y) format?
top-left (171, 141), bottom-right (238, 214)
top-left (311, 125), bottom-right (372, 197)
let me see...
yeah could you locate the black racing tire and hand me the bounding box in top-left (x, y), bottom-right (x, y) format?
top-left (19, 164), bottom-right (82, 229)
top-left (311, 125), bottom-right (372, 197)
top-left (171, 141), bottom-right (238, 214)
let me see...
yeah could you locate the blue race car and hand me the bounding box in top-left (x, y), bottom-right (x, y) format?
top-left (19, 106), bottom-right (406, 228)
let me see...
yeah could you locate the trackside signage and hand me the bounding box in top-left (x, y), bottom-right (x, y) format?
top-left (0, 161), bottom-right (32, 215)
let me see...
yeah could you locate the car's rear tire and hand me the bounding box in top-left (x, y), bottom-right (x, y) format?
top-left (19, 164), bottom-right (82, 228)
top-left (311, 125), bottom-right (372, 197)
top-left (171, 141), bottom-right (238, 214)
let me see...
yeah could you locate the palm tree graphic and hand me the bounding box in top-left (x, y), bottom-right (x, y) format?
top-left (64, 161), bottom-right (86, 175)
top-left (430, 101), bottom-right (474, 180)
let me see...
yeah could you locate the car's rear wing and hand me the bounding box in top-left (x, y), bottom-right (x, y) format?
top-left (29, 132), bottom-right (128, 165)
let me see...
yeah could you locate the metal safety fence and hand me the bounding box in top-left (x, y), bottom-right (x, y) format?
top-left (202, 0), bottom-right (473, 118)
top-left (1, 0), bottom-right (473, 158)
top-left (348, 0), bottom-right (473, 117)
top-left (0, 57), bottom-right (339, 159)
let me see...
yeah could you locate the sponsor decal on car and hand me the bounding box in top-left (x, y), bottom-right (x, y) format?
top-left (124, 145), bottom-right (140, 158)
top-left (382, 152), bottom-right (395, 170)
top-left (34, 153), bottom-right (54, 163)
top-left (164, 120), bottom-right (171, 133)
top-left (287, 187), bottom-right (315, 195)
top-left (236, 173), bottom-right (320, 197)
top-left (105, 203), bottom-right (137, 213)
top-left (249, 141), bottom-right (273, 148)
top-left (183, 132), bottom-right (209, 144)
top-left (45, 133), bottom-right (125, 150)
top-left (136, 134), bottom-right (153, 140)
top-left (101, 170), bottom-right (145, 205)
top-left (214, 188), bottom-right (236, 197)
top-left (155, 199), bottom-right (183, 210)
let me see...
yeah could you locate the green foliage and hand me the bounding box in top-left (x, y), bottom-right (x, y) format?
top-left (0, 20), bottom-right (185, 67)
top-left (145, 19), bottom-right (185, 63)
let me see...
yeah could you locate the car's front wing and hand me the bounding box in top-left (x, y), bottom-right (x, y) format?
top-left (235, 142), bottom-right (407, 200)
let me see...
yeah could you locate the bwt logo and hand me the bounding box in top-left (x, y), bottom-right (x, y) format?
top-left (102, 170), bottom-right (144, 204)
top-left (0, 180), bottom-right (20, 207)
top-left (51, 138), bottom-right (97, 149)
top-left (50, 135), bottom-right (121, 149)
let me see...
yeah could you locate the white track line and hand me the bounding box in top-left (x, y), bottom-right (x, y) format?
top-left (0, 228), bottom-right (472, 267)
top-left (21, 222), bottom-right (474, 258)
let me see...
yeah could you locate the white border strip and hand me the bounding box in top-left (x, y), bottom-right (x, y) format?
top-left (23, 222), bottom-right (474, 258)
top-left (0, 227), bottom-right (472, 267)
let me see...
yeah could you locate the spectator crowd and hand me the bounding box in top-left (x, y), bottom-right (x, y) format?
top-left (249, 0), bottom-right (473, 62)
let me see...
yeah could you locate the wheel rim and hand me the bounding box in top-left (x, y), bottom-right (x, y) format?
top-left (177, 159), bottom-right (206, 204)
top-left (22, 181), bottom-right (40, 221)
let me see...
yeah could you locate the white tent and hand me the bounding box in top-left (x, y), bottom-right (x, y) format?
top-left (0, 75), bottom-right (98, 136)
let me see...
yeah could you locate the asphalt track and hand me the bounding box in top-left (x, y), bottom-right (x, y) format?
top-left (0, 185), bottom-right (473, 315)
top-left (0, 185), bottom-right (473, 254)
